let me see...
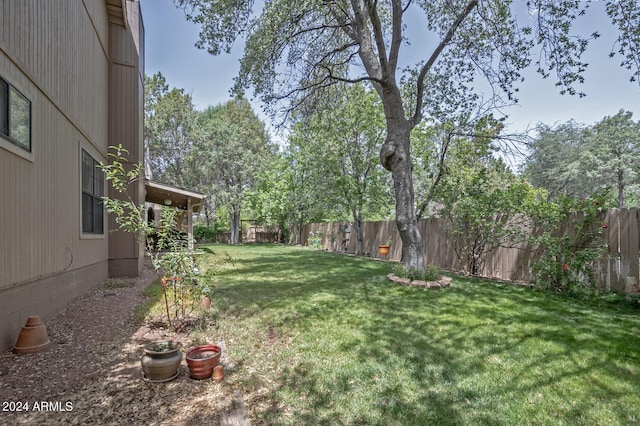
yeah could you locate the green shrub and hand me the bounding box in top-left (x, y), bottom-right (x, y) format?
top-left (309, 231), bottom-right (323, 249)
top-left (531, 192), bottom-right (612, 293)
top-left (194, 225), bottom-right (217, 243)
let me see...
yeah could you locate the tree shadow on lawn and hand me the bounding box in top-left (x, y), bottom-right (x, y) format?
top-left (211, 247), bottom-right (640, 424)
top-left (212, 248), bottom-right (386, 314)
top-left (215, 247), bottom-right (377, 283)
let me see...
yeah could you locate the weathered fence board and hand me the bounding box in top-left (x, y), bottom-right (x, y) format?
top-left (626, 209), bottom-right (639, 288)
top-left (294, 208), bottom-right (640, 293)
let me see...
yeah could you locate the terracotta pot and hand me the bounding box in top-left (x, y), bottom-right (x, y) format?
top-left (201, 295), bottom-right (211, 310)
top-left (140, 341), bottom-right (182, 382)
top-left (378, 245), bottom-right (390, 256)
top-left (13, 316), bottom-right (51, 354)
top-left (212, 364), bottom-right (225, 382)
top-left (186, 345), bottom-right (221, 379)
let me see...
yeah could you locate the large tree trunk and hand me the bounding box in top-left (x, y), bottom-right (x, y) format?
top-left (229, 207), bottom-right (241, 245)
top-left (203, 203), bottom-right (211, 228)
top-left (617, 168), bottom-right (625, 208)
top-left (353, 216), bottom-right (364, 256)
top-left (297, 218), bottom-right (304, 245)
top-left (380, 117), bottom-right (426, 271)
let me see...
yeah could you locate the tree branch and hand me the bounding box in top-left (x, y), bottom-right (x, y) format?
top-left (412, 0), bottom-right (478, 125)
top-left (416, 130), bottom-right (453, 220)
top-left (365, 0), bottom-right (390, 80)
top-left (347, 0), bottom-right (384, 82)
top-left (388, 0), bottom-right (404, 75)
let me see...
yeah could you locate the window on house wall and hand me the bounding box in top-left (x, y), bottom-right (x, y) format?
top-left (0, 80), bottom-right (8, 136)
top-left (82, 150), bottom-right (104, 234)
top-left (0, 76), bottom-right (31, 152)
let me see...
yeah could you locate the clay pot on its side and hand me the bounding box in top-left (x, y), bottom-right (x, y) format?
top-left (140, 341), bottom-right (182, 382)
top-left (186, 345), bottom-right (221, 379)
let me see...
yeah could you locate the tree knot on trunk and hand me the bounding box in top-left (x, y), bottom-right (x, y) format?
top-left (380, 141), bottom-right (397, 171)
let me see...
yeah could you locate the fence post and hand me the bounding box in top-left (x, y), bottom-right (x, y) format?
top-left (629, 208), bottom-right (640, 292)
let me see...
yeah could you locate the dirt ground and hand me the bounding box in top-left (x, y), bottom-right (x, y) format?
top-left (0, 262), bottom-right (247, 425)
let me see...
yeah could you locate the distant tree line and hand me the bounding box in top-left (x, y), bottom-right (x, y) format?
top-left (144, 72), bottom-right (273, 245)
top-left (144, 71), bottom-right (638, 278)
top-left (174, 0), bottom-right (640, 272)
top-left (145, 72), bottom-right (636, 292)
top-left (521, 110), bottom-right (640, 208)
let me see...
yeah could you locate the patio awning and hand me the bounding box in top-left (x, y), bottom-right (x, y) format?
top-left (144, 179), bottom-right (205, 212)
top-left (144, 180), bottom-right (205, 250)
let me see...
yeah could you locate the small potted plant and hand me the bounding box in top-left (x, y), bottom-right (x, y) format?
top-left (140, 340), bottom-right (182, 382)
top-left (378, 238), bottom-right (391, 256)
top-left (200, 285), bottom-right (213, 310)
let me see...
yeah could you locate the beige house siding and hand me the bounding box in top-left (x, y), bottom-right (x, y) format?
top-left (107, 0), bottom-right (145, 277)
top-left (0, 1), bottom-right (110, 148)
top-left (0, 0), bottom-right (144, 352)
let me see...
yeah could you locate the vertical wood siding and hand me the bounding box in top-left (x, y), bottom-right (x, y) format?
top-left (1, 1), bottom-right (110, 147)
top-left (106, 1), bottom-right (145, 274)
top-left (0, 1), bottom-right (114, 289)
top-left (0, 1), bottom-right (143, 288)
top-left (0, 0), bottom-right (144, 352)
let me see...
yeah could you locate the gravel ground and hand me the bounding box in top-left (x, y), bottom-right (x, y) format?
top-left (0, 263), bottom-right (245, 425)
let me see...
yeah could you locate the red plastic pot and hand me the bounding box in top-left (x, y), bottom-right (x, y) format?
top-left (186, 345), bottom-right (221, 379)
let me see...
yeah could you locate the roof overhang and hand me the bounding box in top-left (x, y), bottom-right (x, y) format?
top-left (145, 179), bottom-right (205, 213)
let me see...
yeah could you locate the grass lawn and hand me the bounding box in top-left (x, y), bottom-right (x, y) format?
top-left (159, 244), bottom-right (640, 425)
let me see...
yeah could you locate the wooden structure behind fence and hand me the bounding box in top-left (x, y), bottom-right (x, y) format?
top-left (290, 208), bottom-right (640, 293)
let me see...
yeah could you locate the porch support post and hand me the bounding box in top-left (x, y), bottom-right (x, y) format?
top-left (187, 197), bottom-right (194, 250)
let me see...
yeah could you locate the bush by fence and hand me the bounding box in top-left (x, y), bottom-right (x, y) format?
top-left (291, 208), bottom-right (640, 293)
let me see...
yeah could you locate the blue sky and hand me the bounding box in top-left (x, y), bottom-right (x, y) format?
top-left (140, 0), bottom-right (639, 136)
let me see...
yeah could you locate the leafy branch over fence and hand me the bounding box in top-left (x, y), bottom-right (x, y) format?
top-left (292, 201), bottom-right (640, 293)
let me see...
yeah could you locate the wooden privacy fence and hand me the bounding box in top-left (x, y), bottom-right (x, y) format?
top-left (290, 208), bottom-right (640, 293)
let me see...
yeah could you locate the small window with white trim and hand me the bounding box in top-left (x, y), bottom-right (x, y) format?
top-left (0, 76), bottom-right (31, 152)
top-left (81, 149), bottom-right (104, 234)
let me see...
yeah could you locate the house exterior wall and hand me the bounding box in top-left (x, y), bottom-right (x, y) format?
top-left (0, 0), bottom-right (144, 352)
top-left (107, 0), bottom-right (145, 278)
